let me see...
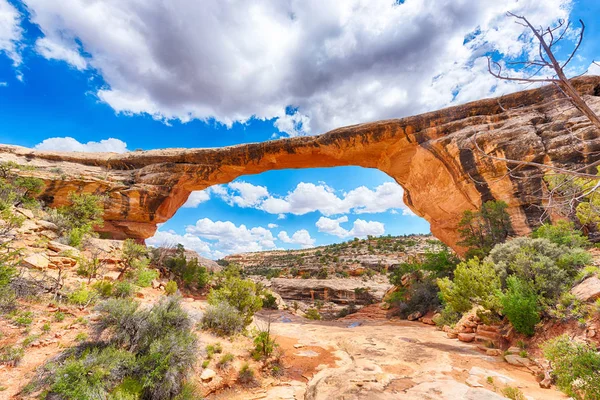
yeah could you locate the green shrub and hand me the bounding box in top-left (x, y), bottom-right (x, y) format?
top-left (217, 353), bottom-right (234, 369)
top-left (0, 345), bottom-right (24, 366)
top-left (532, 220), bottom-right (589, 248)
top-left (391, 278), bottom-right (441, 319)
top-left (93, 280), bottom-right (114, 298)
top-left (163, 245), bottom-right (209, 290)
top-left (135, 265), bottom-right (159, 288)
top-left (238, 363), bottom-right (255, 385)
top-left (121, 239), bottom-right (148, 275)
top-left (13, 311), bottom-right (34, 326)
top-left (113, 281), bottom-right (135, 298)
top-left (542, 335), bottom-right (600, 399)
top-left (54, 311), bottom-right (66, 322)
top-left (58, 192), bottom-right (104, 231)
top-left (252, 329), bottom-right (276, 360)
top-left (165, 280), bottom-right (178, 296)
top-left (437, 258), bottom-right (501, 314)
top-left (487, 237), bottom-right (590, 308)
top-left (433, 305), bottom-right (460, 327)
top-left (499, 277), bottom-right (540, 336)
top-left (305, 308), bottom-right (321, 320)
top-left (201, 302), bottom-right (245, 336)
top-left (501, 386), bottom-right (526, 400)
top-left (262, 292), bottom-right (277, 309)
top-left (68, 285), bottom-right (95, 307)
top-left (207, 276), bottom-right (262, 326)
top-left (41, 323), bottom-right (51, 333)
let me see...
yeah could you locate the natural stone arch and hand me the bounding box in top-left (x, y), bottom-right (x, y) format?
top-left (1, 76), bottom-right (600, 252)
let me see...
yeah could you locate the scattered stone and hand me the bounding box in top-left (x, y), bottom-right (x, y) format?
top-left (571, 277), bottom-right (600, 302)
top-left (504, 354), bottom-right (533, 367)
top-left (47, 241), bottom-right (80, 256)
top-left (447, 331), bottom-right (458, 339)
top-left (407, 311), bottom-right (423, 321)
top-left (16, 207), bottom-right (34, 219)
top-left (22, 253), bottom-right (50, 270)
top-left (465, 376), bottom-right (483, 388)
top-left (486, 349), bottom-right (502, 356)
top-left (421, 317), bottom-right (436, 326)
top-left (458, 333), bottom-right (476, 343)
top-left (293, 343), bottom-right (305, 348)
top-left (200, 368), bottom-right (216, 381)
top-left (506, 347), bottom-right (521, 355)
top-left (36, 220), bottom-right (58, 231)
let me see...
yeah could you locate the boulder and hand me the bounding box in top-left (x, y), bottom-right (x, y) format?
top-left (36, 220), bottom-right (59, 231)
top-left (571, 277), bottom-right (600, 302)
top-left (200, 368), bottom-right (216, 381)
top-left (22, 253), bottom-right (50, 270)
top-left (458, 333), bottom-right (476, 343)
top-left (47, 241), bottom-right (80, 257)
top-left (407, 311), bottom-right (423, 321)
top-left (504, 354), bottom-right (533, 367)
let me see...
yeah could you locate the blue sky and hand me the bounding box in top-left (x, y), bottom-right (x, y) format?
top-left (0, 0), bottom-right (598, 258)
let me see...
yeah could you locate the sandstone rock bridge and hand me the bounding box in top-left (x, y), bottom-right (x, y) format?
top-left (2, 77), bottom-right (600, 251)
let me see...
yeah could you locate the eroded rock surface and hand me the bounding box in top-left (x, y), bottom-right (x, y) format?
top-left (2, 77), bottom-right (600, 251)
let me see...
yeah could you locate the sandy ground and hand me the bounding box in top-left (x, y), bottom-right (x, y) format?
top-left (215, 310), bottom-right (569, 400)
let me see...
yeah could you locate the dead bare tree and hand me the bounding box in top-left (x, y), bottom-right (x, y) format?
top-left (488, 12), bottom-right (600, 131)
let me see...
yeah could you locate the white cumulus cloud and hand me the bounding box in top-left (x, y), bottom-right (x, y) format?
top-left (316, 216), bottom-right (384, 238)
top-left (186, 218), bottom-right (277, 255)
top-left (11, 0), bottom-right (574, 135)
top-left (34, 137), bottom-right (129, 153)
top-left (146, 229), bottom-right (212, 256)
top-left (214, 180), bottom-right (412, 216)
top-left (278, 229), bottom-right (315, 248)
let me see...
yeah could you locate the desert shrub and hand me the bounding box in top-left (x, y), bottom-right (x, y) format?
top-left (134, 263), bottom-right (159, 288)
top-left (316, 267), bottom-right (328, 279)
top-left (113, 281), bottom-right (134, 298)
top-left (93, 280), bottom-right (114, 298)
top-left (437, 258), bottom-right (501, 314)
top-left (44, 296), bottom-right (199, 399)
top-left (542, 335), bottom-right (600, 399)
top-left (458, 200), bottom-right (512, 258)
top-left (337, 303), bottom-right (358, 318)
top-left (433, 305), bottom-right (460, 327)
top-left (487, 237), bottom-right (590, 308)
top-left (121, 239), bottom-right (148, 273)
top-left (217, 353), bottom-right (234, 369)
top-left (262, 292), bottom-right (277, 309)
top-left (54, 311), bottom-right (66, 322)
top-left (68, 285), bottom-right (96, 307)
top-left (532, 220), bottom-right (589, 248)
top-left (0, 345), bottom-right (24, 366)
top-left (252, 328), bottom-right (276, 360)
top-left (238, 363), bottom-right (255, 385)
top-left (502, 386), bottom-right (526, 400)
top-left (392, 278), bottom-right (441, 318)
top-left (165, 280), bottom-right (178, 295)
top-left (205, 343), bottom-right (222, 359)
top-left (201, 302), bottom-right (245, 336)
top-left (207, 276), bottom-right (262, 326)
top-left (305, 308), bottom-right (321, 320)
top-left (13, 311), bottom-right (34, 326)
top-left (163, 245), bottom-right (210, 290)
top-left (57, 193), bottom-right (104, 246)
top-left (499, 276), bottom-right (540, 336)
top-left (0, 246), bottom-right (17, 311)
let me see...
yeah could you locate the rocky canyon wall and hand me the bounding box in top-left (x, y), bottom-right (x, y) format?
top-left (1, 76), bottom-right (600, 251)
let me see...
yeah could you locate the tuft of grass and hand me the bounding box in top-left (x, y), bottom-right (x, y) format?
top-left (54, 311), bottom-right (66, 322)
top-left (238, 363), bottom-right (255, 385)
top-left (501, 386), bottom-right (526, 400)
top-left (217, 353), bottom-right (234, 369)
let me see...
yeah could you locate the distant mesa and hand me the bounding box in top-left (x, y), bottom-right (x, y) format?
top-left (1, 76), bottom-right (599, 252)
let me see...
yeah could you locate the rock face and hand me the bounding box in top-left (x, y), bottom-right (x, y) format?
top-left (1, 77), bottom-right (600, 251)
top-left (571, 276), bottom-right (600, 302)
top-left (270, 277), bottom-right (392, 305)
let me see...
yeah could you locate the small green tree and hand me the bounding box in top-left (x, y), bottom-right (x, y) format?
top-left (437, 258), bottom-right (501, 314)
top-left (499, 276), bottom-right (540, 336)
top-left (121, 238), bottom-right (148, 275)
top-left (207, 277), bottom-right (262, 326)
top-left (458, 200), bottom-right (512, 258)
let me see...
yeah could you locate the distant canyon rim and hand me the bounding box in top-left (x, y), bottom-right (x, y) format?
top-left (1, 76), bottom-right (600, 252)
